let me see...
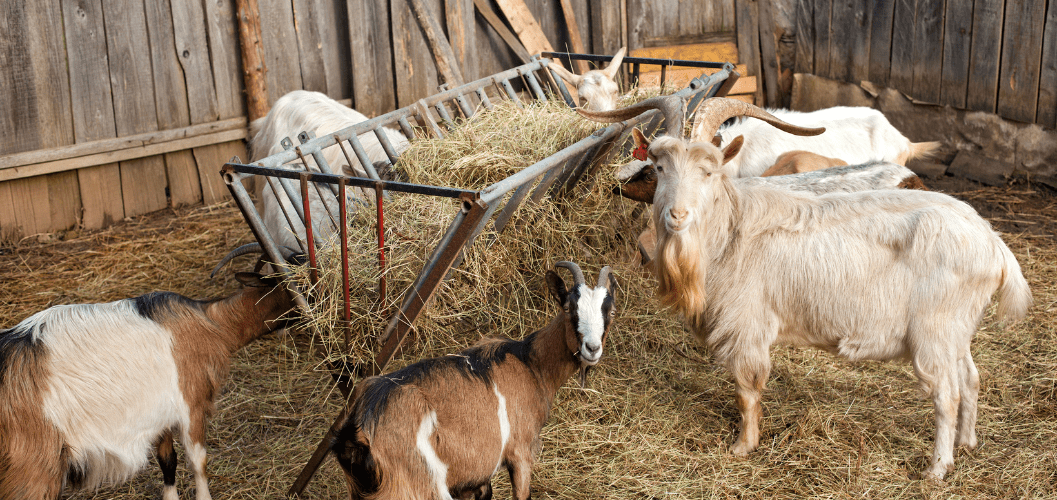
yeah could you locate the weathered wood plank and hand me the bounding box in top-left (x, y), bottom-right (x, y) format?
top-left (966, 0), bottom-right (1006, 113)
top-left (758, 0), bottom-right (780, 106)
top-left (1038, 0), bottom-right (1057, 127)
top-left (7, 177), bottom-right (51, 238)
top-left (318, 0), bottom-right (351, 99)
top-left (736, 0), bottom-right (764, 106)
top-left (590, 0), bottom-right (623, 58)
top-left (910, 0), bottom-right (944, 104)
top-left (558, 0), bottom-right (589, 72)
top-left (103, 0), bottom-right (168, 217)
top-left (165, 151), bottom-right (203, 208)
top-left (473, 0), bottom-right (531, 64)
top-left (349, 0), bottom-right (396, 116)
top-left (795, 0), bottom-right (814, 74)
top-left (46, 171), bottom-right (81, 232)
top-left (170, 0), bottom-right (221, 124)
top-left (0, 182), bottom-right (18, 241)
top-left (391, 0), bottom-right (440, 108)
top-left (997, 0), bottom-right (1046, 123)
top-left (203, 0), bottom-right (245, 118)
top-left (867, 0), bottom-right (895, 86)
top-left (194, 144), bottom-right (232, 205)
top-left (811, 0), bottom-right (832, 78)
top-left (888, 0), bottom-right (916, 92)
top-left (78, 165), bottom-right (124, 229)
top-left (258, 0), bottom-right (303, 107)
top-left (292, 0), bottom-right (328, 92)
top-left (447, 0), bottom-right (479, 80)
top-left (146, 0), bottom-right (192, 130)
top-left (496, 0), bottom-right (556, 57)
top-left (680, 0), bottom-right (705, 43)
top-left (940, 0), bottom-right (974, 108)
top-left (408, 0), bottom-right (465, 86)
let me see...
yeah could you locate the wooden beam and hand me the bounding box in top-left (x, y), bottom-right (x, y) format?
top-left (494, 0), bottom-right (555, 56)
top-left (0, 128), bottom-right (248, 183)
top-left (472, 0), bottom-right (531, 63)
top-left (234, 0), bottom-right (269, 120)
top-left (408, 0), bottom-right (465, 86)
top-left (735, 0), bottom-right (763, 106)
top-left (558, 0), bottom-right (589, 72)
top-left (757, 0), bottom-right (780, 106)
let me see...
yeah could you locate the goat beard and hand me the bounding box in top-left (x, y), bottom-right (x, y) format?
top-left (654, 227), bottom-right (707, 319)
top-left (578, 365), bottom-right (591, 388)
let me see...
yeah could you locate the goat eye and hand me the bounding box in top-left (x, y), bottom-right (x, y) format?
top-left (655, 165), bottom-right (663, 173)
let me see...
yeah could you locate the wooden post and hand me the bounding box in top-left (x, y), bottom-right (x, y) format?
top-left (558, 0), bottom-right (589, 73)
top-left (408, 0), bottom-right (466, 86)
top-left (235, 0), bottom-right (269, 121)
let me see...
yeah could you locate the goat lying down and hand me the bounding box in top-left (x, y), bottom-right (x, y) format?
top-left (0, 247), bottom-right (298, 500)
top-left (580, 97), bottom-right (1032, 480)
top-left (249, 90), bottom-right (411, 251)
top-left (332, 262), bottom-right (617, 500)
top-left (547, 47), bottom-right (626, 111)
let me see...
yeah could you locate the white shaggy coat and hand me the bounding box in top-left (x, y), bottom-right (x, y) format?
top-left (647, 136), bottom-right (1031, 481)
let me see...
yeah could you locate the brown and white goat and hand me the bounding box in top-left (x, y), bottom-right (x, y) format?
top-left (582, 97), bottom-right (1033, 480)
top-left (332, 262), bottom-right (617, 500)
top-left (0, 249), bottom-right (297, 500)
top-left (548, 47), bottom-right (626, 111)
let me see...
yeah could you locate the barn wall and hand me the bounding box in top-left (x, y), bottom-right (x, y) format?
top-left (793, 0), bottom-right (1056, 129)
top-left (0, 0), bottom-right (730, 242)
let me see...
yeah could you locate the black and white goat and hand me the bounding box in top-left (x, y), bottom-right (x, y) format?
top-left (332, 261), bottom-right (617, 500)
top-left (0, 248), bottom-right (297, 500)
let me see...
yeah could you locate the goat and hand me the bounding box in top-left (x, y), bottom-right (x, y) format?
top-left (332, 261), bottom-right (617, 500)
top-left (0, 247), bottom-right (298, 500)
top-left (694, 105), bottom-right (941, 178)
top-left (759, 150), bottom-right (848, 176)
top-left (547, 47), bottom-right (626, 111)
top-left (580, 97), bottom-right (1032, 480)
top-left (249, 90), bottom-right (411, 251)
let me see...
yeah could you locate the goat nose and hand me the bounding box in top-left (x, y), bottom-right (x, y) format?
top-left (669, 208), bottom-right (688, 221)
top-left (584, 343), bottom-right (601, 355)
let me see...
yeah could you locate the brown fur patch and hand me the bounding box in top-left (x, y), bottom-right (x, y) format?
top-left (0, 343), bottom-right (66, 499)
top-left (897, 175), bottom-right (929, 191)
top-left (761, 150), bottom-right (848, 177)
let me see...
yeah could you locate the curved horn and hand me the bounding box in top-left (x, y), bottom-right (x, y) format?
top-left (602, 47), bottom-right (626, 79)
top-left (211, 243), bottom-right (263, 279)
top-left (576, 95), bottom-right (686, 138)
top-left (690, 97), bottom-right (826, 143)
top-left (596, 266), bottom-right (614, 290)
top-left (549, 61), bottom-right (583, 87)
top-left (554, 261), bottom-right (586, 287)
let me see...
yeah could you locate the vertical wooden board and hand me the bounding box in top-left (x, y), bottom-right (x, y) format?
top-left (349, 0), bottom-right (396, 116)
top-left (170, 0), bottom-right (221, 124)
top-left (30, 0), bottom-right (73, 149)
top-left (867, 0), bottom-right (895, 85)
top-left (848, 0), bottom-right (870, 83)
top-left (102, 0), bottom-right (159, 137)
top-left (316, 0), bottom-right (352, 98)
top-left (446, 0), bottom-right (478, 80)
top-left (966, 0), bottom-right (1005, 113)
top-left (165, 151), bottom-right (202, 207)
top-left (812, 0), bottom-right (832, 78)
top-left (828, 0), bottom-right (852, 81)
top-left (120, 157), bottom-right (169, 217)
top-left (46, 171), bottom-right (81, 231)
top-left (997, 0), bottom-right (1045, 123)
top-left (292, 0), bottom-right (328, 93)
top-left (0, 2), bottom-right (43, 156)
top-left (391, 0), bottom-right (440, 108)
top-left (7, 177), bottom-right (51, 237)
top-left (0, 182), bottom-right (18, 241)
top-left (473, 4), bottom-right (520, 77)
top-left (736, 0), bottom-right (763, 105)
top-left (1037, 0), bottom-right (1057, 127)
top-left (573, 0), bottom-right (592, 54)
top-left (524, 0), bottom-right (563, 54)
top-left (910, 0), bottom-right (944, 104)
top-left (626, 0), bottom-right (652, 50)
top-left (888, 0), bottom-right (916, 93)
top-left (193, 144), bottom-right (231, 205)
top-left (62, 0), bottom-right (117, 143)
top-left (757, 0), bottom-right (780, 105)
top-left (680, 0), bottom-right (704, 40)
top-left (258, 0), bottom-right (304, 106)
top-left (590, 0), bottom-right (623, 58)
top-left (146, 0), bottom-right (192, 131)
top-left (722, 0), bottom-right (737, 33)
top-left (78, 165), bottom-right (124, 229)
top-left (940, 0), bottom-right (974, 108)
top-left (203, 0), bottom-right (245, 119)
top-left (795, 0), bottom-right (814, 74)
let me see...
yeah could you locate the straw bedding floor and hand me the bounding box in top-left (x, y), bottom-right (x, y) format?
top-left (1, 175), bottom-right (1055, 499)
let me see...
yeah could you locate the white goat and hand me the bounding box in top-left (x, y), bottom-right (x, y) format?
top-left (249, 90), bottom-right (411, 251)
top-left (695, 105), bottom-right (941, 178)
top-left (548, 47), bottom-right (626, 111)
top-left (583, 97), bottom-right (1032, 480)
top-left (0, 248), bottom-right (297, 500)
top-left (332, 262), bottom-right (617, 500)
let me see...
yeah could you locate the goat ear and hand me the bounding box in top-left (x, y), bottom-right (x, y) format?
top-left (235, 272), bottom-right (270, 288)
top-left (545, 270), bottom-right (569, 306)
top-left (722, 135), bottom-right (744, 164)
top-left (632, 128), bottom-right (651, 150)
top-left (603, 46), bottom-right (626, 79)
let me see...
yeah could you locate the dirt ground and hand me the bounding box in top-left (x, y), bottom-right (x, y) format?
top-left (1, 174), bottom-right (1055, 499)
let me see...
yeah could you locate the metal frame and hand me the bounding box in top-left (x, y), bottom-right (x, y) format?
top-left (219, 56), bottom-right (737, 496)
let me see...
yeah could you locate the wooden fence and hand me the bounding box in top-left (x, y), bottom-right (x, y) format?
top-left (794, 0), bottom-right (1056, 128)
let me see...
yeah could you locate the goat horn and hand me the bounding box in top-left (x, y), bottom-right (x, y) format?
top-left (596, 266), bottom-right (614, 290)
top-left (211, 243), bottom-right (263, 279)
top-left (576, 95), bottom-right (687, 139)
top-left (554, 261), bottom-right (586, 287)
top-left (690, 97), bottom-right (826, 143)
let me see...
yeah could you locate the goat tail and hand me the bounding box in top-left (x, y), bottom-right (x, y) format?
top-left (995, 242), bottom-right (1032, 325)
top-left (908, 141), bottom-right (942, 161)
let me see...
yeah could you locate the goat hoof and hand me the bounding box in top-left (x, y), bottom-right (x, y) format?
top-left (729, 442), bottom-right (754, 457)
top-left (924, 463), bottom-right (952, 482)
